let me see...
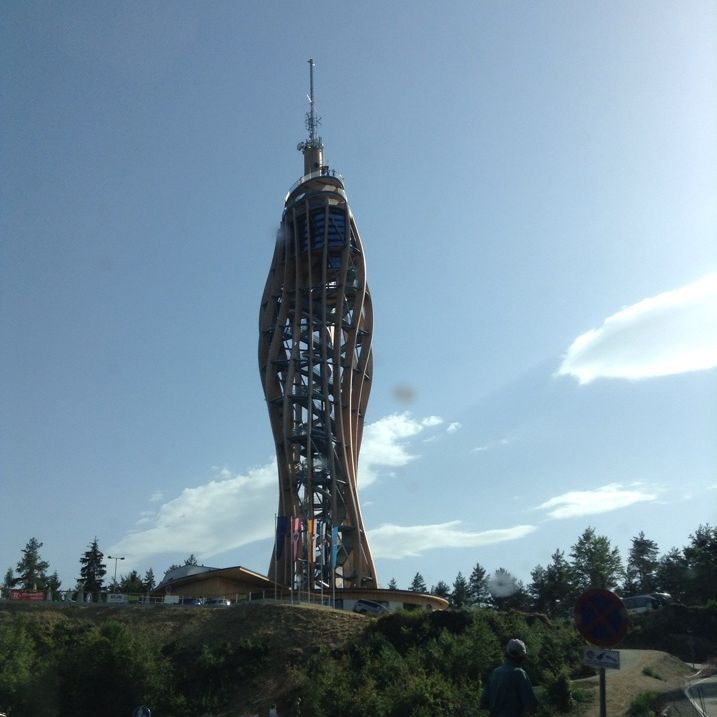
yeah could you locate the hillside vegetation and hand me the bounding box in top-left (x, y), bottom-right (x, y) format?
top-left (0, 600), bottom-right (714, 716)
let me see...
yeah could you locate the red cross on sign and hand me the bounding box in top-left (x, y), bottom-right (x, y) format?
top-left (574, 589), bottom-right (629, 647)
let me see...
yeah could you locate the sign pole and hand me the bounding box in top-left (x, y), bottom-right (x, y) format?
top-left (575, 589), bottom-right (629, 717)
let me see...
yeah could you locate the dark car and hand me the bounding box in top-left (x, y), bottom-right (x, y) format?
top-left (353, 599), bottom-right (389, 615)
top-left (179, 597), bottom-right (204, 607)
top-left (205, 597), bottom-right (231, 607)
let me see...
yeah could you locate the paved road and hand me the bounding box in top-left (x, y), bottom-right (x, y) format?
top-left (685, 674), bottom-right (717, 717)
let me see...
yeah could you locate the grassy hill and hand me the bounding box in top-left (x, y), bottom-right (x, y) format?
top-left (1, 600), bottom-right (714, 716)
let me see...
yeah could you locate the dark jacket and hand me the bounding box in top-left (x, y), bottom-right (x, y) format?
top-left (479, 658), bottom-right (538, 717)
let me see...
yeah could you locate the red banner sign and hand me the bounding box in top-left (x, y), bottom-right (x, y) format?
top-left (9, 589), bottom-right (45, 601)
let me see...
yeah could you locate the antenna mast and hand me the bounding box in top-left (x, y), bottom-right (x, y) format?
top-left (298, 59), bottom-right (324, 174)
top-left (307, 58), bottom-right (318, 143)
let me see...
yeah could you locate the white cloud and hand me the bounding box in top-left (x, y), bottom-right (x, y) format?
top-left (148, 491), bottom-right (164, 503)
top-left (422, 416), bottom-right (444, 427)
top-left (110, 412), bottom-right (442, 567)
top-left (358, 412), bottom-right (442, 487)
top-left (558, 273), bottom-right (717, 384)
top-left (447, 422), bottom-right (462, 434)
top-left (471, 436), bottom-right (510, 453)
top-left (368, 521), bottom-right (536, 559)
top-left (109, 461), bottom-right (278, 566)
top-left (535, 483), bottom-right (657, 520)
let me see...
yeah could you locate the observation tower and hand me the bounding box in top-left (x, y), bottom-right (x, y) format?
top-left (258, 60), bottom-right (377, 591)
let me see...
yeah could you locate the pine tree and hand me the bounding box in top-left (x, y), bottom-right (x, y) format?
top-left (530, 549), bottom-right (575, 615)
top-left (2, 567), bottom-right (15, 597)
top-left (409, 572), bottom-right (427, 592)
top-left (570, 527), bottom-right (623, 592)
top-left (683, 524), bottom-right (717, 604)
top-left (623, 531), bottom-right (659, 594)
top-left (79, 537), bottom-right (107, 600)
top-left (488, 567), bottom-right (530, 610)
top-left (46, 571), bottom-right (62, 600)
top-left (655, 547), bottom-right (687, 601)
top-left (450, 571), bottom-right (470, 608)
top-left (143, 568), bottom-right (156, 592)
top-left (469, 562), bottom-right (492, 607)
top-left (119, 570), bottom-right (144, 594)
top-left (167, 554), bottom-right (201, 572)
top-left (431, 580), bottom-right (451, 599)
top-left (387, 577), bottom-right (398, 590)
top-left (16, 537), bottom-right (50, 590)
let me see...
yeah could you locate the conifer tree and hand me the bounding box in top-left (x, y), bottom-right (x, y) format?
top-left (143, 568), bottom-right (156, 592)
top-left (16, 537), bottom-right (49, 590)
top-left (570, 527), bottom-right (623, 592)
top-left (2, 567), bottom-right (15, 597)
top-left (683, 524), bottom-right (717, 604)
top-left (450, 571), bottom-right (470, 608)
top-left (655, 547), bottom-right (687, 600)
top-left (530, 549), bottom-right (574, 615)
top-left (488, 567), bottom-right (530, 610)
top-left (409, 572), bottom-right (427, 592)
top-left (79, 537), bottom-right (106, 600)
top-left (623, 531), bottom-right (659, 594)
top-left (431, 580), bottom-right (451, 599)
top-left (387, 577), bottom-right (398, 590)
top-left (119, 570), bottom-right (144, 594)
top-left (46, 571), bottom-right (62, 600)
top-left (469, 562), bottom-right (492, 607)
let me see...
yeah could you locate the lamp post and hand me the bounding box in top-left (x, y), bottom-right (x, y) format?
top-left (107, 555), bottom-right (125, 589)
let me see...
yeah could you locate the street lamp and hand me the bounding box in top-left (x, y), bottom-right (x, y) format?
top-left (107, 555), bottom-right (125, 588)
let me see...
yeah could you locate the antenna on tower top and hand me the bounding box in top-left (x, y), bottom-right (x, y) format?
top-left (297, 58), bottom-right (324, 174)
top-left (306, 58), bottom-right (319, 142)
top-left (306, 59), bottom-right (321, 146)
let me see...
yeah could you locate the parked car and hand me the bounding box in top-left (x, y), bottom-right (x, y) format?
top-left (205, 597), bottom-right (231, 607)
top-left (353, 599), bottom-right (388, 615)
top-left (622, 594), bottom-right (659, 614)
top-left (650, 592), bottom-right (672, 606)
top-left (179, 597), bottom-right (204, 607)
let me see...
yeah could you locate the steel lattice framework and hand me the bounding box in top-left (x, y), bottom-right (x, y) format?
top-left (258, 62), bottom-right (377, 591)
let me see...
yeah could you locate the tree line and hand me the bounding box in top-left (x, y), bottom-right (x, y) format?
top-left (393, 524), bottom-right (717, 614)
top-left (2, 537), bottom-right (161, 600)
top-left (4, 524), bottom-right (715, 611)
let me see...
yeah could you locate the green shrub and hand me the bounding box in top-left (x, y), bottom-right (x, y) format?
top-left (627, 691), bottom-right (658, 717)
top-left (641, 666), bottom-right (664, 680)
top-left (542, 668), bottom-right (573, 712)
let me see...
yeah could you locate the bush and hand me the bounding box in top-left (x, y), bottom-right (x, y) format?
top-left (542, 669), bottom-right (573, 712)
top-left (627, 691), bottom-right (658, 717)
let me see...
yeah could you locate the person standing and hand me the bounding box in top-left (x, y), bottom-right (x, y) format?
top-left (480, 639), bottom-right (538, 717)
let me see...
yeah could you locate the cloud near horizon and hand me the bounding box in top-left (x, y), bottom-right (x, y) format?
top-left (109, 462), bottom-right (278, 567)
top-left (535, 483), bottom-right (657, 519)
top-left (558, 273), bottom-right (717, 384)
top-left (109, 412), bottom-right (444, 567)
top-left (368, 522), bottom-right (537, 559)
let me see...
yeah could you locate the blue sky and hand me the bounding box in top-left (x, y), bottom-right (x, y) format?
top-left (2, 1), bottom-right (715, 593)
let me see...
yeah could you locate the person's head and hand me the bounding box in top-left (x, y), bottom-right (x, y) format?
top-left (505, 638), bottom-right (527, 661)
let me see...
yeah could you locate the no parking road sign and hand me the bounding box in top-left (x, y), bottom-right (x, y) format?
top-left (574, 588), bottom-right (629, 648)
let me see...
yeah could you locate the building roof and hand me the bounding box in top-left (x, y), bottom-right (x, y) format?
top-left (155, 564), bottom-right (274, 594)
